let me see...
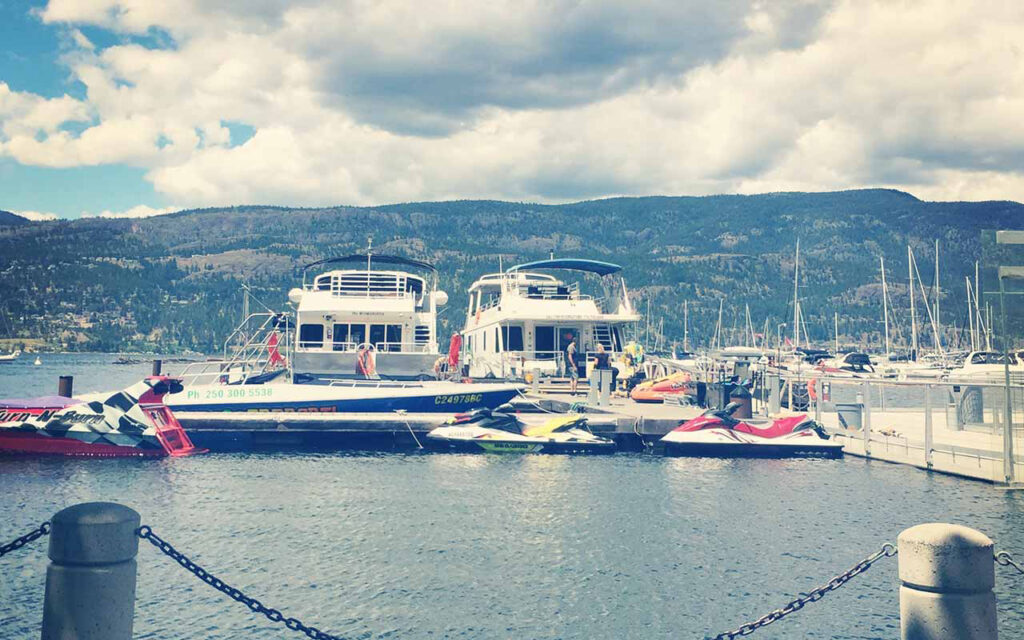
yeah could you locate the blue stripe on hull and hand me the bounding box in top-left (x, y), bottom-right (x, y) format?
top-left (170, 389), bottom-right (518, 414)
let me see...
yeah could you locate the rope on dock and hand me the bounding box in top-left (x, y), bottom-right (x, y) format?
top-left (0, 521), bottom-right (50, 559)
top-left (710, 542), bottom-right (897, 639)
top-left (136, 525), bottom-right (346, 640)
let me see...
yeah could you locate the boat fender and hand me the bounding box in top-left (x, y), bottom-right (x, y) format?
top-left (808, 378), bottom-right (818, 402)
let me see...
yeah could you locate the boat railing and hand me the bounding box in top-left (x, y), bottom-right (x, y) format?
top-left (296, 341), bottom-right (435, 354)
top-left (173, 311), bottom-right (293, 387)
top-left (509, 280), bottom-right (591, 301)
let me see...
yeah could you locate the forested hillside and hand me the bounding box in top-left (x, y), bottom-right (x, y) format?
top-left (1, 189), bottom-right (1021, 353)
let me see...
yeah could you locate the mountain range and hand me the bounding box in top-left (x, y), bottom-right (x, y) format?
top-left (1, 189), bottom-right (1021, 353)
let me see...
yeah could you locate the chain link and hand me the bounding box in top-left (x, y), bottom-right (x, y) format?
top-left (995, 551), bottom-right (1024, 575)
top-left (0, 522), bottom-right (51, 559)
top-left (136, 525), bottom-right (345, 640)
top-left (711, 542), bottom-right (897, 640)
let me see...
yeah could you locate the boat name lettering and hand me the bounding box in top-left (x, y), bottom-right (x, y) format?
top-left (0, 409), bottom-right (73, 423)
top-left (434, 393), bottom-right (483, 405)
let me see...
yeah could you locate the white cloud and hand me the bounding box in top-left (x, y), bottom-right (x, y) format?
top-left (91, 204), bottom-right (181, 218)
top-left (13, 210), bottom-right (59, 221)
top-left (4, 0), bottom-right (1024, 211)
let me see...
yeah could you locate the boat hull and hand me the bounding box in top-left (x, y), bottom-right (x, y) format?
top-left (167, 382), bottom-right (523, 414)
top-left (0, 431), bottom-right (163, 457)
top-left (661, 429), bottom-right (843, 459)
top-left (428, 437), bottom-right (615, 455)
top-left (662, 439), bottom-right (843, 459)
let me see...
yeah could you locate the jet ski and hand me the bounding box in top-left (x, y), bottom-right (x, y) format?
top-left (660, 402), bottom-right (842, 458)
top-left (630, 371), bottom-right (696, 403)
top-left (426, 405), bottom-right (616, 454)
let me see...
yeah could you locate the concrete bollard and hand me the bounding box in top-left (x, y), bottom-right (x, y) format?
top-left (597, 369), bottom-right (612, 406)
top-left (41, 502), bottom-right (141, 640)
top-left (899, 523), bottom-right (997, 640)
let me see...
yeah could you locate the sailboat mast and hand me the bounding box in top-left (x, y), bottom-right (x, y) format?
top-left (881, 256), bottom-right (891, 355)
top-left (834, 311), bottom-right (839, 355)
top-left (966, 277), bottom-right (977, 351)
top-left (685, 301), bottom-right (691, 351)
top-left (934, 239), bottom-right (941, 350)
top-left (793, 239), bottom-right (800, 350)
top-left (909, 246), bottom-right (918, 359)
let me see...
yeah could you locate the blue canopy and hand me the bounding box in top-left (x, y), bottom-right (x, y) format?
top-left (507, 258), bottom-right (622, 276)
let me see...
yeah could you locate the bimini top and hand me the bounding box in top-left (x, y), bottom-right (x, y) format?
top-left (302, 254), bottom-right (437, 274)
top-left (506, 258), bottom-right (622, 276)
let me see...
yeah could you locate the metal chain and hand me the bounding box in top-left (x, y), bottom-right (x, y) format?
top-left (0, 522), bottom-right (50, 559)
top-left (136, 525), bottom-right (346, 640)
top-left (995, 551), bottom-right (1024, 575)
top-left (711, 542), bottom-right (897, 640)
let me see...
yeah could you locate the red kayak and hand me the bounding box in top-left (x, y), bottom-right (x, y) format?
top-left (0, 376), bottom-right (205, 457)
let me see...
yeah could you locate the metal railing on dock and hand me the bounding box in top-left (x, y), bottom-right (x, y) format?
top-left (761, 370), bottom-right (1024, 485)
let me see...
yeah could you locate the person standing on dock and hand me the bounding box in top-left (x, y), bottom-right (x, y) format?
top-left (566, 335), bottom-right (579, 395)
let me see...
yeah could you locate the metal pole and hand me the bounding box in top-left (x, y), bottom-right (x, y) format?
top-left (899, 523), bottom-right (997, 640)
top-left (999, 276), bottom-right (1014, 483)
top-left (41, 502), bottom-right (141, 640)
top-left (862, 381), bottom-right (872, 455)
top-left (925, 384), bottom-right (933, 469)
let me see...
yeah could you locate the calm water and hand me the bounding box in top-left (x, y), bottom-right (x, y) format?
top-left (2, 356), bottom-right (1024, 639)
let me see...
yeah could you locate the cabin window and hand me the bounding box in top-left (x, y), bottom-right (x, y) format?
top-left (495, 327), bottom-right (501, 353)
top-left (483, 331), bottom-right (487, 351)
top-left (415, 325), bottom-right (430, 345)
top-left (299, 324), bottom-right (324, 349)
top-left (332, 324), bottom-right (351, 351)
top-left (535, 326), bottom-right (555, 359)
top-left (385, 324), bottom-right (402, 352)
top-left (502, 325), bottom-right (524, 351)
top-left (370, 324), bottom-right (386, 349)
top-left (349, 324), bottom-right (366, 347)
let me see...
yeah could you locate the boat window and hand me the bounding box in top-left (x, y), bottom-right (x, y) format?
top-left (611, 327), bottom-right (622, 352)
top-left (299, 324), bottom-right (324, 349)
top-left (332, 324), bottom-right (350, 351)
top-left (503, 325), bottom-right (524, 351)
top-left (385, 325), bottom-right (402, 352)
top-left (535, 326), bottom-right (555, 359)
top-left (349, 324), bottom-right (366, 346)
top-left (495, 327), bottom-right (501, 353)
top-left (483, 331), bottom-right (487, 352)
top-left (415, 325), bottom-right (430, 345)
top-left (370, 324), bottom-right (386, 350)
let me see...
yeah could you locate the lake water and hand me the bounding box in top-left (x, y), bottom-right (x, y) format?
top-left (2, 355), bottom-right (1024, 639)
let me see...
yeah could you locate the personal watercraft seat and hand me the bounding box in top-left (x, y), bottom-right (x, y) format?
top-left (521, 415), bottom-right (589, 437)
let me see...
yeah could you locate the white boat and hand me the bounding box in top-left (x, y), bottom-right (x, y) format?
top-left (166, 379), bottom-right (524, 414)
top-left (946, 351), bottom-right (1024, 383)
top-left (460, 258), bottom-right (641, 380)
top-left (286, 252), bottom-right (449, 381)
top-left (0, 350), bottom-right (20, 363)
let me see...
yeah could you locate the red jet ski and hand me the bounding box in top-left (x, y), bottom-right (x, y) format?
top-left (0, 376), bottom-right (205, 457)
top-left (660, 402), bottom-right (842, 458)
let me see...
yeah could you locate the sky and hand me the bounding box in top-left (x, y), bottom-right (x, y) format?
top-left (2, 0), bottom-right (1024, 220)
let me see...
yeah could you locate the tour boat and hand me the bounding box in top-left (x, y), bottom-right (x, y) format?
top-left (0, 376), bottom-right (205, 457)
top-left (460, 258), bottom-right (641, 381)
top-left (660, 403), bottom-right (842, 458)
top-left (165, 379), bottom-right (523, 414)
top-left (426, 405), bottom-right (615, 454)
top-left (0, 349), bottom-right (20, 363)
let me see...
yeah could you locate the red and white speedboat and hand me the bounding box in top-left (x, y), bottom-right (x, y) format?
top-left (0, 376), bottom-right (205, 457)
top-left (660, 403), bottom-right (842, 458)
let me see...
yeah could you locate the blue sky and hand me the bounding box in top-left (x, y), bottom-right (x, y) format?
top-left (3, 1), bottom-right (1024, 220)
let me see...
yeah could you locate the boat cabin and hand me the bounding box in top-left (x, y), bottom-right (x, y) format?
top-left (287, 255), bottom-right (448, 380)
top-left (461, 259), bottom-right (640, 379)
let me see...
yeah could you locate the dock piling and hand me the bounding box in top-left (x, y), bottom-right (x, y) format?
top-left (152, 359), bottom-right (162, 376)
top-left (57, 376), bottom-right (73, 398)
top-left (41, 502), bottom-right (141, 640)
top-left (899, 523), bottom-right (997, 640)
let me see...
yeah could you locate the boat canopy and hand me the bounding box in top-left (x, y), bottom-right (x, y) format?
top-left (302, 254), bottom-right (437, 274)
top-left (506, 258), bottom-right (622, 276)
